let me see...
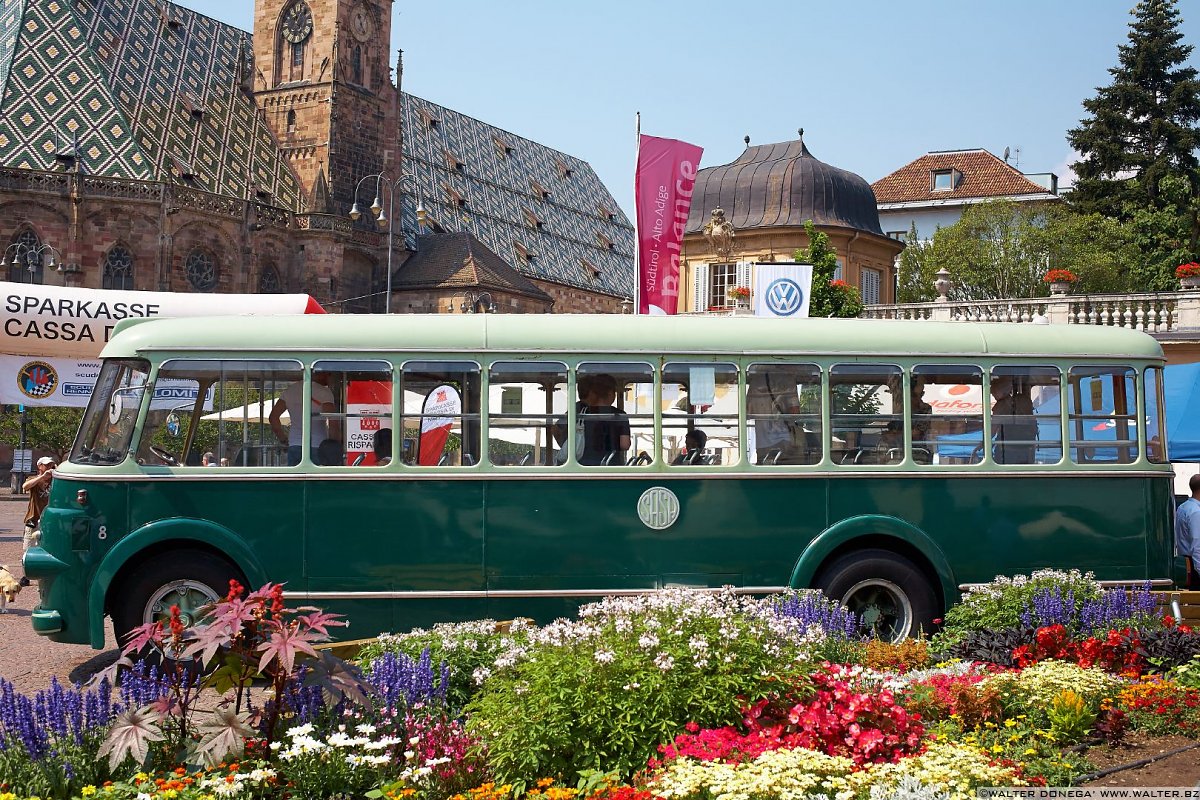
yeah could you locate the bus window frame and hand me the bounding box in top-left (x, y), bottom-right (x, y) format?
top-left (574, 360), bottom-right (656, 468)
top-left (1067, 365), bottom-right (1139, 466)
top-left (828, 362), bottom-right (904, 468)
top-left (984, 364), bottom-right (1065, 468)
top-left (909, 364), bottom-right (986, 469)
top-left (311, 359), bottom-right (394, 469)
top-left (661, 360), bottom-right (740, 468)
top-left (399, 358), bottom-right (482, 469)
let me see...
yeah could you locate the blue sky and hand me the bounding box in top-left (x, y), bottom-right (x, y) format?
top-left (178, 1), bottom-right (1200, 216)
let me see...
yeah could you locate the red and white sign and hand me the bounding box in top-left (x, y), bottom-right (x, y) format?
top-left (0, 281), bottom-right (324, 360)
top-left (635, 134), bottom-right (703, 315)
top-left (344, 379), bottom-right (392, 466)
top-left (418, 384), bottom-right (461, 466)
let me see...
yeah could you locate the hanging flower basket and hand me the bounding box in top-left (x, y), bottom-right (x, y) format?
top-left (1043, 269), bottom-right (1078, 296)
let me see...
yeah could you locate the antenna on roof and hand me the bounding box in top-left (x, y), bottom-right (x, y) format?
top-left (1003, 146), bottom-right (1021, 169)
top-left (1003, 146), bottom-right (1010, 163)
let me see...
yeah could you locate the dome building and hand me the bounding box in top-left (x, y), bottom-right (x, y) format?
top-left (681, 131), bottom-right (903, 311)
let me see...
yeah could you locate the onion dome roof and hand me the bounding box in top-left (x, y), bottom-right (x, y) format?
top-left (686, 131), bottom-right (884, 236)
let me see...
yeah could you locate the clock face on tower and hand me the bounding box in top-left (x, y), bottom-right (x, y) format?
top-left (282, 2), bottom-right (313, 44)
top-left (351, 7), bottom-right (373, 41)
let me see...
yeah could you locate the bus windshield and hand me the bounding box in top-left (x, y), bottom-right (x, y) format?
top-left (70, 358), bottom-right (150, 465)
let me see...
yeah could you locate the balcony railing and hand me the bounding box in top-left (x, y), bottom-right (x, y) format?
top-left (863, 292), bottom-right (1200, 333)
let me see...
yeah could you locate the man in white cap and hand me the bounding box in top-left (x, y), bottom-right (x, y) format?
top-left (22, 456), bottom-right (56, 551)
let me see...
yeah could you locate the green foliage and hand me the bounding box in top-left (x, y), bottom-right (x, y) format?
top-left (0, 406), bottom-right (83, 461)
top-left (933, 570), bottom-right (1102, 649)
top-left (896, 223), bottom-right (937, 304)
top-left (1067, 0), bottom-right (1200, 219)
top-left (467, 592), bottom-right (813, 783)
top-left (793, 221), bottom-right (862, 318)
top-left (1167, 654), bottom-right (1200, 689)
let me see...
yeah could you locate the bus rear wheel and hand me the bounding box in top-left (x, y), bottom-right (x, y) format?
top-left (814, 548), bottom-right (938, 642)
top-left (112, 550), bottom-right (243, 662)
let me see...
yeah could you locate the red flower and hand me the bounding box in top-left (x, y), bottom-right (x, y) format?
top-left (1176, 262), bottom-right (1200, 279)
top-left (1043, 269), bottom-right (1078, 283)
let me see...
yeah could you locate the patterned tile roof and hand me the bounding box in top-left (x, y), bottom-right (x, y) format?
top-left (0, 0), bottom-right (302, 209)
top-left (872, 149), bottom-right (1051, 205)
top-left (394, 231), bottom-right (553, 300)
top-left (400, 93), bottom-right (633, 297)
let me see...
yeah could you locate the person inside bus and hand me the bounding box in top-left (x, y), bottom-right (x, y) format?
top-left (991, 375), bottom-right (1036, 464)
top-left (373, 428), bottom-right (393, 466)
top-left (673, 429), bottom-right (708, 465)
top-left (270, 372), bottom-right (337, 466)
top-left (201, 451), bottom-right (217, 467)
top-left (552, 375), bottom-right (593, 464)
top-left (579, 373), bottom-right (630, 466)
top-left (747, 373), bottom-right (807, 464)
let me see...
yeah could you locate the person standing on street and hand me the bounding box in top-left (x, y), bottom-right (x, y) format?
top-left (22, 456), bottom-right (55, 552)
top-left (1176, 473), bottom-right (1200, 590)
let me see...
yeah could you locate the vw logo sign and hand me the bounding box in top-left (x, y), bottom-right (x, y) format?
top-left (637, 486), bottom-right (680, 530)
top-left (765, 278), bottom-right (804, 317)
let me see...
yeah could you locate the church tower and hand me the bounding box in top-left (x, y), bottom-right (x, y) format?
top-left (252, 0), bottom-right (400, 214)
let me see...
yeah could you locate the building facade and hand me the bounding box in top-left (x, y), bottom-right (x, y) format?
top-left (872, 149), bottom-right (1060, 244)
top-left (679, 133), bottom-right (903, 310)
top-left (0, 0), bottom-right (633, 313)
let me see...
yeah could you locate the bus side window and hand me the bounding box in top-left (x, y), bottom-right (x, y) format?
top-left (576, 362), bottom-right (653, 466)
top-left (912, 365), bottom-right (983, 466)
top-left (830, 364), bottom-right (902, 466)
top-left (990, 366), bottom-right (1062, 465)
top-left (1068, 366), bottom-right (1137, 465)
top-left (402, 360), bottom-right (481, 467)
top-left (149, 359), bottom-right (301, 467)
top-left (488, 361), bottom-right (568, 467)
top-left (746, 363), bottom-right (821, 466)
top-left (312, 361), bottom-right (393, 467)
top-left (1145, 366), bottom-right (1167, 464)
top-left (662, 362), bottom-right (739, 466)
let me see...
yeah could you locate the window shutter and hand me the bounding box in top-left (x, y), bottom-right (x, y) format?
top-left (736, 260), bottom-right (752, 291)
top-left (692, 262), bottom-right (710, 311)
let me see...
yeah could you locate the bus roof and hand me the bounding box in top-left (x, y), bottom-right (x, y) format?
top-left (101, 313), bottom-right (1165, 361)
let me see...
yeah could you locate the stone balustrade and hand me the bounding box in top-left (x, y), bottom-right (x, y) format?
top-left (863, 292), bottom-right (1200, 333)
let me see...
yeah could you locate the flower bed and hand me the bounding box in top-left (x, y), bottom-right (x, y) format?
top-left (2, 576), bottom-right (1200, 799)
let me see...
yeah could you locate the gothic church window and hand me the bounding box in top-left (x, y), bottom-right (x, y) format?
top-left (103, 246), bottom-right (134, 290)
top-left (184, 248), bottom-right (218, 292)
top-left (352, 46), bottom-right (363, 85)
top-left (287, 109), bottom-right (296, 134)
top-left (7, 229), bottom-right (43, 284)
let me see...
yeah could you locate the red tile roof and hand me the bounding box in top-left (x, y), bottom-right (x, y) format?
top-left (872, 149), bottom-right (1050, 204)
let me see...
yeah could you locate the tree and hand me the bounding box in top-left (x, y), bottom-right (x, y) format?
top-left (896, 222), bottom-right (938, 303)
top-left (1067, 0), bottom-right (1200, 219)
top-left (0, 406), bottom-right (84, 461)
top-left (922, 200), bottom-right (1136, 300)
top-left (793, 221), bottom-right (863, 318)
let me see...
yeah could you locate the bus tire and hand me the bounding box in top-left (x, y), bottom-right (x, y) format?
top-left (112, 549), bottom-right (243, 663)
top-left (814, 548), bottom-right (938, 642)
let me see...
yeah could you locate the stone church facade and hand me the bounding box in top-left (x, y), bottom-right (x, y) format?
top-left (0, 0), bottom-right (634, 314)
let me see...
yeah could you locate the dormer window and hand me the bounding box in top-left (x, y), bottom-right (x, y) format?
top-left (442, 184), bottom-right (466, 208)
top-left (180, 93), bottom-right (204, 120)
top-left (443, 149), bottom-right (464, 171)
top-left (596, 232), bottom-right (614, 251)
top-left (170, 155), bottom-right (196, 181)
top-left (514, 241), bottom-right (535, 263)
top-left (522, 208), bottom-right (543, 230)
top-left (597, 203), bottom-right (616, 221)
top-left (931, 168), bottom-right (961, 191)
top-left (493, 135), bottom-right (515, 158)
top-left (530, 179), bottom-right (550, 201)
top-left (555, 158), bottom-right (573, 180)
top-left (420, 108), bottom-right (440, 130)
top-left (581, 258), bottom-right (601, 281)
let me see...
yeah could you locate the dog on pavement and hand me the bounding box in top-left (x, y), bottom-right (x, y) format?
top-left (0, 565), bottom-right (30, 613)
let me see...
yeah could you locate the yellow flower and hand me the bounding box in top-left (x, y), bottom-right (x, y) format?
top-left (1004, 719), bottom-right (1017, 728)
top-left (82, 789), bottom-right (98, 798)
top-left (1024, 748), bottom-right (1038, 755)
top-left (991, 745), bottom-right (1004, 754)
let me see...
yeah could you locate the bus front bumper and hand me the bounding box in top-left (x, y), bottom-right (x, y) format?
top-left (30, 608), bottom-right (63, 635)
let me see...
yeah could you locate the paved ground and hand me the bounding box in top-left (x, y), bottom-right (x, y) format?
top-left (0, 494), bottom-right (118, 695)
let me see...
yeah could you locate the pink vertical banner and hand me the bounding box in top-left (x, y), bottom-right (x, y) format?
top-left (635, 134), bottom-right (703, 315)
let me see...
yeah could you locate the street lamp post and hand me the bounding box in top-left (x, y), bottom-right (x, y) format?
top-left (349, 173), bottom-right (426, 314)
top-left (1, 241), bottom-right (63, 283)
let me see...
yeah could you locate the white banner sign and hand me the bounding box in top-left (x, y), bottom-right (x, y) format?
top-left (753, 263), bottom-right (813, 319)
top-left (0, 281), bottom-right (324, 360)
top-left (0, 354), bottom-right (212, 408)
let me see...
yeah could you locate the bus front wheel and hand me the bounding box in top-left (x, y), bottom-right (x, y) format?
top-left (112, 550), bottom-right (243, 660)
top-left (814, 548), bottom-right (938, 642)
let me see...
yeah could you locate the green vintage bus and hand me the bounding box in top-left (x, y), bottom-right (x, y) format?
top-left (24, 313), bottom-right (1176, 645)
